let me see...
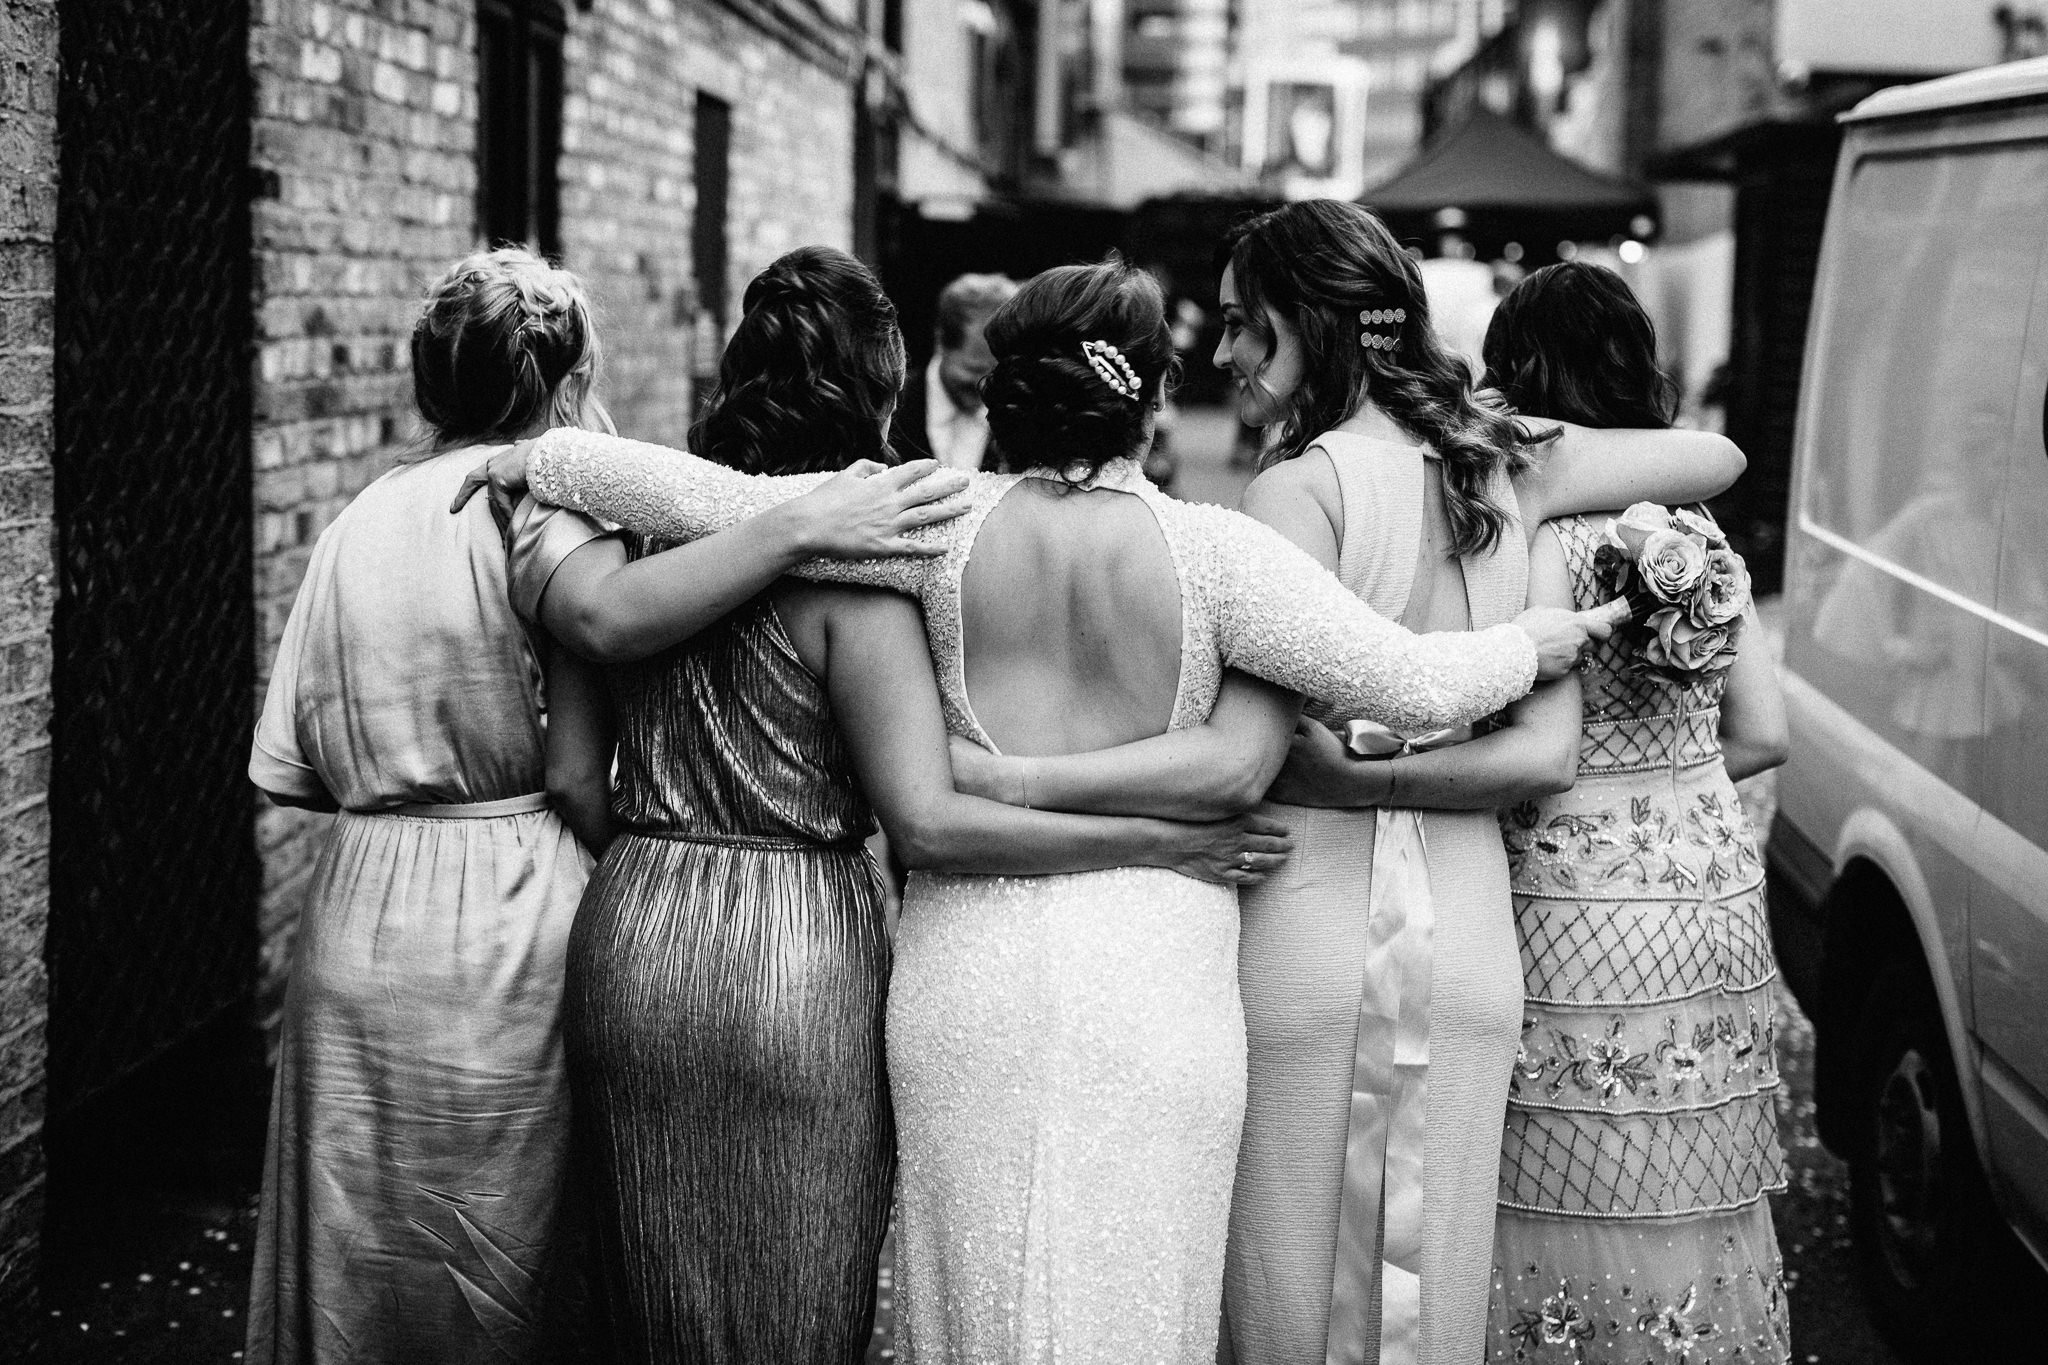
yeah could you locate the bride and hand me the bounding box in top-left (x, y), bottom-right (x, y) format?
top-left (465, 257), bottom-right (1617, 1362)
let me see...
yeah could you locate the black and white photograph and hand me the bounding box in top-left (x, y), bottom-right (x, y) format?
top-left (6, 2), bottom-right (2048, 1363)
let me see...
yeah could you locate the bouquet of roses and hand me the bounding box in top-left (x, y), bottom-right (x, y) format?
top-left (1590, 502), bottom-right (1751, 680)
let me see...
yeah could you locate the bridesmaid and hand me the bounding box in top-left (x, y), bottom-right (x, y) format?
top-left (516, 246), bottom-right (1291, 1365)
top-left (1475, 262), bottom-right (1791, 1364)
top-left (945, 203), bottom-right (1750, 1365)
top-left (244, 247), bottom-right (970, 1365)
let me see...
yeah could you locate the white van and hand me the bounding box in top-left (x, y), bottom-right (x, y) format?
top-left (1771, 56), bottom-right (2048, 1351)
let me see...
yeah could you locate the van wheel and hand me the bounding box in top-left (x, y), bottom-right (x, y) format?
top-left (1847, 959), bottom-right (2009, 1357)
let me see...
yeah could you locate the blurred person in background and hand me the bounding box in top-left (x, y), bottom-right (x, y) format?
top-left (892, 271), bottom-right (1018, 471)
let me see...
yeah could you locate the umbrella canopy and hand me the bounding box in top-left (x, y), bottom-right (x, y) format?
top-left (1361, 108), bottom-right (1654, 253)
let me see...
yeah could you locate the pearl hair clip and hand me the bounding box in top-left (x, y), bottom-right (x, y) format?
top-left (1081, 339), bottom-right (1143, 402)
top-left (1359, 306), bottom-right (1407, 352)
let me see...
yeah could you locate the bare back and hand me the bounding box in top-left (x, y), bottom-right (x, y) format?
top-left (959, 479), bottom-right (1186, 756)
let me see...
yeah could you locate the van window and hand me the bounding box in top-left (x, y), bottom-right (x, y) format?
top-left (1801, 145), bottom-right (2047, 606)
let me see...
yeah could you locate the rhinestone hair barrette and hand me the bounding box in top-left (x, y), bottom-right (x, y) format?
top-left (1081, 339), bottom-right (1143, 401)
top-left (1359, 306), bottom-right (1407, 352)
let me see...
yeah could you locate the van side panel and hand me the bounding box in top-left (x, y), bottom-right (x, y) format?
top-left (1778, 125), bottom-right (2019, 1096)
top-left (1971, 183), bottom-right (2048, 1257)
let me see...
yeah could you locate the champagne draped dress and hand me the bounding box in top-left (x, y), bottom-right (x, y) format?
top-left (245, 451), bottom-right (605, 1365)
top-left (1223, 433), bottom-right (1529, 1365)
top-left (1485, 515), bottom-right (1789, 1364)
top-left (521, 430), bottom-right (1544, 1364)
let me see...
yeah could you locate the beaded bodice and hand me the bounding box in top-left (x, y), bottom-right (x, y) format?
top-left (1557, 514), bottom-right (1728, 777)
top-left (525, 430), bottom-right (1544, 743)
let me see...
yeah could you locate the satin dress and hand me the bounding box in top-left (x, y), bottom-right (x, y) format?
top-left (1485, 515), bottom-right (1790, 1364)
top-left (245, 451), bottom-right (605, 1365)
top-left (558, 556), bottom-right (894, 1365)
top-left (1224, 433), bottom-right (1529, 1365)
top-left (520, 430), bottom-right (1544, 1364)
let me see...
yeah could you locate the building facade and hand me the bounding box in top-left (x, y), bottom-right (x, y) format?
top-left (0, 0), bottom-right (866, 1328)
top-left (1419, 0), bottom-right (2038, 589)
top-left (0, 0), bottom-right (54, 1331)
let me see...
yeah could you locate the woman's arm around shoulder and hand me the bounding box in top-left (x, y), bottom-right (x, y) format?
top-left (1265, 521), bottom-right (1583, 809)
top-left (1177, 485), bottom-right (1614, 731)
top-left (520, 429), bottom-right (973, 582)
top-left (1717, 606), bottom-right (1789, 784)
top-left (950, 669), bottom-right (1301, 821)
top-left (779, 581), bottom-right (1293, 884)
top-left (541, 637), bottom-right (616, 855)
top-left (1516, 421), bottom-right (1745, 528)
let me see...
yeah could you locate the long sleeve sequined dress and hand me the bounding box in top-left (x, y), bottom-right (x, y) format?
top-left (1485, 516), bottom-right (1790, 1365)
top-left (522, 430), bottom-right (1543, 1364)
top-left (1223, 434), bottom-right (1529, 1365)
top-left (245, 452), bottom-right (605, 1365)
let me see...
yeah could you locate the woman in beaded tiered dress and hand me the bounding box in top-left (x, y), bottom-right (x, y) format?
top-left (1480, 263), bottom-right (1792, 1364)
top-left (480, 257), bottom-right (1621, 1363)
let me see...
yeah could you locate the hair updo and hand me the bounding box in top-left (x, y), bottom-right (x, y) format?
top-left (410, 246), bottom-right (610, 452)
top-left (689, 245), bottom-right (906, 476)
top-left (1481, 262), bottom-right (1676, 430)
top-left (980, 255), bottom-right (1175, 480)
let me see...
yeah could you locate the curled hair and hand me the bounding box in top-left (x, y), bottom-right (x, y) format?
top-left (689, 246), bottom-right (906, 476)
top-left (410, 246), bottom-right (612, 453)
top-left (980, 254), bottom-right (1176, 482)
top-left (1481, 262), bottom-right (1676, 430)
top-left (1221, 200), bottom-right (1528, 557)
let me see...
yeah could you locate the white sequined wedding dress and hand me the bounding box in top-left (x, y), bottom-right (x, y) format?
top-left (524, 431), bottom-right (1542, 1364)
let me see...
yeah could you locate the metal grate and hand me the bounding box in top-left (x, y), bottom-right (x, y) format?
top-left (48, 0), bottom-right (259, 1110)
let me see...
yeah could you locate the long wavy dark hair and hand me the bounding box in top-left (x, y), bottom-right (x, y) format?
top-left (1482, 262), bottom-right (1676, 429)
top-left (1220, 200), bottom-right (1528, 557)
top-left (980, 254), bottom-right (1177, 482)
top-left (689, 245), bottom-right (906, 475)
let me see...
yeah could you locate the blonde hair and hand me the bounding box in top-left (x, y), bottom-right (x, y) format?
top-left (408, 247), bottom-right (613, 455)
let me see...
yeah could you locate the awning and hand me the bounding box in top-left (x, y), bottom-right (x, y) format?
top-left (1361, 107), bottom-right (1655, 243)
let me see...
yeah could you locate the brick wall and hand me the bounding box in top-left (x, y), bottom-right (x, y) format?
top-left (247, 0), bottom-right (859, 1013)
top-left (247, 0), bottom-right (478, 1018)
top-left (562, 0), bottom-right (857, 444)
top-left (0, 0), bottom-right (55, 1330)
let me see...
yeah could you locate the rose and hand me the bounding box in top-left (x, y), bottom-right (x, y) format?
top-left (1639, 528), bottom-right (1709, 600)
top-left (1591, 541), bottom-right (1631, 597)
top-left (1670, 507), bottom-right (1729, 547)
top-left (1688, 547), bottom-right (1751, 627)
top-left (1643, 606), bottom-right (1738, 673)
top-left (1604, 501), bottom-right (1674, 558)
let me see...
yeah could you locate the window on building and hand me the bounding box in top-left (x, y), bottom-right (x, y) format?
top-left (477, 0), bottom-right (565, 255)
top-left (691, 92), bottom-right (732, 330)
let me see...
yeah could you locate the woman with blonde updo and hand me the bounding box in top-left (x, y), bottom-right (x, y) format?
top-left (244, 247), bottom-right (968, 1365)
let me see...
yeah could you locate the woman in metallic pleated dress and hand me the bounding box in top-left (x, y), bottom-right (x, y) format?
top-left (515, 247), bottom-right (1289, 1365)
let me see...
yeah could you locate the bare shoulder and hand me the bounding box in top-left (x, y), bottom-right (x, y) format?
top-left (776, 580), bottom-right (923, 674)
top-left (1242, 448), bottom-right (1339, 516)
